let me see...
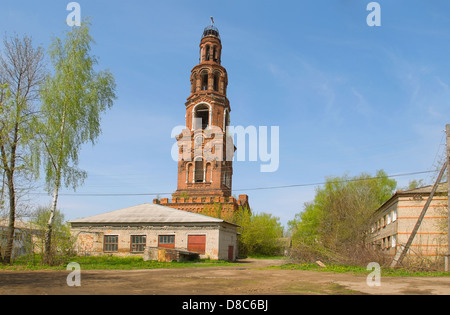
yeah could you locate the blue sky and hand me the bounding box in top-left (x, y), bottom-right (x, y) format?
top-left (2, 1), bottom-right (450, 227)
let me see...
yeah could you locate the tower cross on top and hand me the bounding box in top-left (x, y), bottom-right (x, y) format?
top-left (211, 16), bottom-right (214, 26)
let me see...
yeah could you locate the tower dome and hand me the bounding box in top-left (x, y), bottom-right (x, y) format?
top-left (202, 25), bottom-right (220, 40)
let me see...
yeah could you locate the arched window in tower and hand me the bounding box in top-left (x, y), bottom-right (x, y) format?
top-left (213, 73), bottom-right (219, 92)
top-left (201, 73), bottom-right (208, 91)
top-left (205, 45), bottom-right (210, 61)
top-left (194, 104), bottom-right (210, 130)
top-left (212, 46), bottom-right (217, 62)
top-left (194, 158), bottom-right (204, 183)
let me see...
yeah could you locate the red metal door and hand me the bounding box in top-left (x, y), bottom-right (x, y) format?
top-left (188, 235), bottom-right (206, 254)
top-left (228, 245), bottom-right (234, 261)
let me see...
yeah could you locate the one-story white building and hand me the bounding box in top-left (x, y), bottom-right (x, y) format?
top-left (69, 203), bottom-right (239, 261)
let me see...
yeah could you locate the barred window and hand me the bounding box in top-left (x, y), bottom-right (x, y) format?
top-left (131, 235), bottom-right (147, 252)
top-left (104, 235), bottom-right (118, 252)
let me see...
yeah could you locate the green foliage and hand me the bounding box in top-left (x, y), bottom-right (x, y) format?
top-left (28, 206), bottom-right (74, 265)
top-left (199, 202), bottom-right (224, 220)
top-left (404, 179), bottom-right (426, 190)
top-left (36, 21), bottom-right (116, 192)
top-left (288, 170), bottom-right (397, 263)
top-left (196, 204), bottom-right (284, 256)
top-left (0, 34), bottom-right (46, 264)
top-left (235, 207), bottom-right (284, 256)
top-left (0, 83), bottom-right (11, 212)
top-left (34, 21), bottom-right (116, 263)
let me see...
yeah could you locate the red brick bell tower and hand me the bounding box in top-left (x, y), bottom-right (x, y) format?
top-left (154, 20), bottom-right (249, 219)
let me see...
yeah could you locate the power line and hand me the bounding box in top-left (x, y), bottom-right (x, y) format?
top-left (233, 170), bottom-right (436, 192)
top-left (28, 169), bottom-right (437, 197)
top-left (236, 169), bottom-right (437, 193)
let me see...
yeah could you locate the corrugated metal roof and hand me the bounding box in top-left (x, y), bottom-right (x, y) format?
top-left (69, 203), bottom-right (229, 225)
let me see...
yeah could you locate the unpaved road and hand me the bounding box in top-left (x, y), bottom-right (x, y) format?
top-left (0, 259), bottom-right (449, 295)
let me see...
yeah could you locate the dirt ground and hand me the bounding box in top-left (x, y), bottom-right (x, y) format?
top-left (0, 258), bottom-right (449, 295)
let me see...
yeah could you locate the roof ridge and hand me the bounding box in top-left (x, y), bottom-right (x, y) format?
top-left (69, 203), bottom-right (232, 225)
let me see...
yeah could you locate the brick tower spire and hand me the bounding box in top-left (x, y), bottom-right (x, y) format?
top-left (173, 22), bottom-right (233, 199)
top-left (154, 21), bottom-right (249, 218)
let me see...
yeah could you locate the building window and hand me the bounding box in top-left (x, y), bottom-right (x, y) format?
top-left (159, 235), bottom-right (175, 244)
top-left (392, 235), bottom-right (397, 248)
top-left (205, 45), bottom-right (210, 61)
top-left (159, 235), bottom-right (175, 249)
top-left (104, 235), bottom-right (118, 252)
top-left (195, 158), bottom-right (204, 183)
top-left (202, 73), bottom-right (208, 90)
top-left (213, 73), bottom-right (219, 91)
top-left (130, 235), bottom-right (146, 252)
top-left (392, 209), bottom-right (397, 222)
top-left (212, 46), bottom-right (217, 62)
top-left (194, 104), bottom-right (209, 129)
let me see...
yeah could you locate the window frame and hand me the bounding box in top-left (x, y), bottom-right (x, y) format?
top-left (158, 234), bottom-right (175, 249)
top-left (195, 158), bottom-right (205, 183)
top-left (159, 235), bottom-right (175, 245)
top-left (104, 235), bottom-right (119, 253)
top-left (392, 209), bottom-right (397, 222)
top-left (130, 235), bottom-right (147, 253)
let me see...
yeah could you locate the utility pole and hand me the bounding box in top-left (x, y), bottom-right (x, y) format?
top-left (446, 124), bottom-right (450, 272)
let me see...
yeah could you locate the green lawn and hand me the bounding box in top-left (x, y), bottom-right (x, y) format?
top-left (267, 263), bottom-right (450, 277)
top-left (0, 255), bottom-right (239, 271)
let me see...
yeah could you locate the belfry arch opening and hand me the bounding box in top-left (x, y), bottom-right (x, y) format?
top-left (212, 46), bottom-right (217, 62)
top-left (213, 73), bottom-right (219, 92)
top-left (205, 45), bottom-right (210, 61)
top-left (201, 73), bottom-right (208, 91)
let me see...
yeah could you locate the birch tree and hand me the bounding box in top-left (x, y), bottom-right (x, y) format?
top-left (37, 23), bottom-right (116, 264)
top-left (0, 35), bottom-right (45, 264)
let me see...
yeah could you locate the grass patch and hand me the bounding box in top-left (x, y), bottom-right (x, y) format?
top-left (268, 263), bottom-right (450, 277)
top-left (0, 255), bottom-right (238, 271)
